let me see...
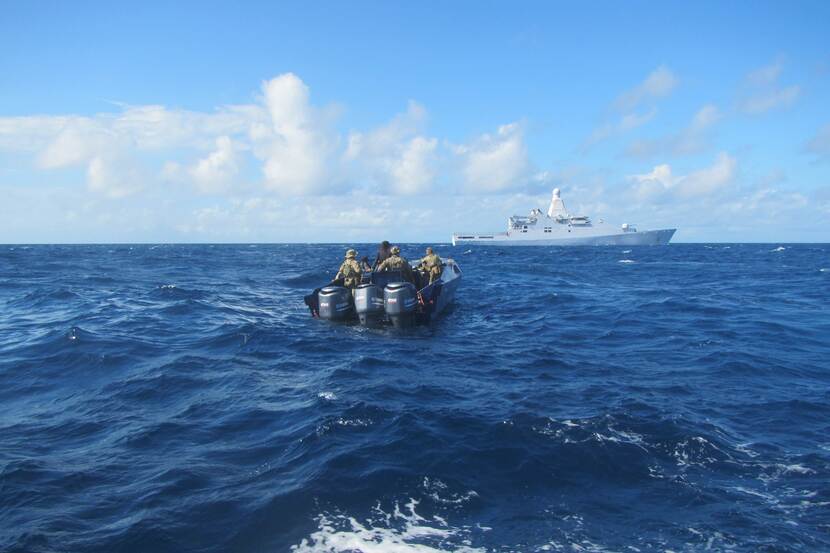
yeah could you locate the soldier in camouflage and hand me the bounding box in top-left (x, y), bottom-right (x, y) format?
top-left (335, 249), bottom-right (363, 290)
top-left (418, 246), bottom-right (443, 284)
top-left (376, 246), bottom-right (414, 283)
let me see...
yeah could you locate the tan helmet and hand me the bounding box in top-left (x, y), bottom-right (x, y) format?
top-left (345, 249), bottom-right (357, 258)
top-left (425, 247), bottom-right (433, 254)
top-left (390, 246), bottom-right (400, 255)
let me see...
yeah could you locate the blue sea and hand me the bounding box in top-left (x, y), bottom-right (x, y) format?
top-left (1, 243), bottom-right (829, 552)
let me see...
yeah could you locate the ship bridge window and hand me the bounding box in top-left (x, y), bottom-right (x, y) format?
top-left (544, 227), bottom-right (552, 233)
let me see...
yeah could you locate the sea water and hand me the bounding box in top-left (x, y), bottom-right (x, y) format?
top-left (1, 243), bottom-right (828, 552)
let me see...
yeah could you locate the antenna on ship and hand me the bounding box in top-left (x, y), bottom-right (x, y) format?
top-left (547, 188), bottom-right (568, 218)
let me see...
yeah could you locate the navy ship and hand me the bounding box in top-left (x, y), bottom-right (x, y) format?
top-left (452, 188), bottom-right (676, 246)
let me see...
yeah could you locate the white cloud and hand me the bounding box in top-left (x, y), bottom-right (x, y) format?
top-left (585, 66), bottom-right (677, 149)
top-left (188, 136), bottom-right (240, 194)
top-left (343, 101), bottom-right (437, 195)
top-left (746, 57), bottom-right (784, 86)
top-left (389, 136), bottom-right (438, 195)
top-left (806, 123), bottom-right (830, 159)
top-left (455, 122), bottom-right (530, 192)
top-left (255, 73), bottom-right (336, 195)
top-left (628, 152), bottom-right (737, 200)
top-left (741, 85), bottom-right (800, 114)
top-left (616, 65), bottom-right (678, 112)
top-left (619, 108), bottom-right (658, 131)
top-left (86, 156), bottom-right (144, 198)
top-left (626, 104), bottom-right (721, 158)
top-left (677, 152), bottom-right (737, 197)
top-left (740, 59), bottom-right (801, 114)
top-left (689, 104), bottom-right (721, 132)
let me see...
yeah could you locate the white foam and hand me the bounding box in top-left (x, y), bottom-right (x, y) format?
top-left (820, 268), bottom-right (828, 273)
top-left (291, 500), bottom-right (485, 553)
top-left (618, 259), bottom-right (635, 264)
top-left (779, 463), bottom-right (815, 475)
top-left (422, 477), bottom-right (479, 505)
top-left (622, 249), bottom-right (632, 254)
top-left (160, 284), bottom-right (177, 289)
top-left (771, 246), bottom-right (786, 252)
top-left (318, 391), bottom-right (337, 401)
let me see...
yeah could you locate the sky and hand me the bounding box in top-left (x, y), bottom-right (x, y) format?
top-left (1, 1), bottom-right (829, 243)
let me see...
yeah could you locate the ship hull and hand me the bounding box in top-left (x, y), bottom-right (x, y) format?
top-left (452, 228), bottom-right (676, 246)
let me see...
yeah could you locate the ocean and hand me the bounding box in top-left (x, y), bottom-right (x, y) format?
top-left (1, 243), bottom-right (828, 552)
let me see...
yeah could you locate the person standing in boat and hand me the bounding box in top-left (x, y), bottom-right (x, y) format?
top-left (418, 247), bottom-right (443, 284)
top-left (376, 246), bottom-right (414, 283)
top-left (372, 240), bottom-right (392, 271)
top-left (335, 249), bottom-right (363, 291)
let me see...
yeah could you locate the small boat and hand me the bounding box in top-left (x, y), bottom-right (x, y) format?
top-left (304, 259), bottom-right (462, 328)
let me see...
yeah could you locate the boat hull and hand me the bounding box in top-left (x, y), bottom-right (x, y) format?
top-left (452, 228), bottom-right (676, 246)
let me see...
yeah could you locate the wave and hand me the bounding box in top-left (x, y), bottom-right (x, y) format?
top-left (2, 243), bottom-right (830, 553)
top-left (293, 500), bottom-right (485, 553)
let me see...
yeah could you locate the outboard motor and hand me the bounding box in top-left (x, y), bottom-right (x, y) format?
top-left (384, 282), bottom-right (418, 328)
top-left (317, 286), bottom-right (353, 321)
top-left (354, 283), bottom-right (385, 326)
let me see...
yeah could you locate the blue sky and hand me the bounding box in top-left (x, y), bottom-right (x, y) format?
top-left (1, 1), bottom-right (829, 243)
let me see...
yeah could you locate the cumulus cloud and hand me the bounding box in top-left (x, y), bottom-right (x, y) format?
top-left (454, 122), bottom-right (530, 192)
top-left (628, 152), bottom-right (737, 200)
top-left (343, 101), bottom-right (438, 195)
top-left (740, 58), bottom-right (801, 114)
top-left (87, 155), bottom-right (145, 198)
top-left (0, 74), bottom-right (535, 199)
top-left (188, 136), bottom-right (240, 194)
top-left (254, 73), bottom-right (337, 194)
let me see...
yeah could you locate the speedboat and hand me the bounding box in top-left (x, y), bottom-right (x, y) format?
top-left (304, 258), bottom-right (462, 328)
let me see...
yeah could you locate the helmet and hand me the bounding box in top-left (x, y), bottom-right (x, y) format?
top-left (390, 246), bottom-right (400, 254)
top-left (425, 247), bottom-right (433, 254)
top-left (345, 249), bottom-right (357, 258)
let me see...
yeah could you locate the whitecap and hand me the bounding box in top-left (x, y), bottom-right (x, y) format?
top-left (422, 477), bottom-right (479, 505)
top-left (820, 268), bottom-right (828, 273)
top-left (771, 246), bottom-right (786, 252)
top-left (292, 499), bottom-right (486, 553)
top-left (318, 391), bottom-right (337, 401)
top-left (622, 249), bottom-right (632, 254)
top-left (618, 259), bottom-right (635, 264)
top-left (160, 284), bottom-right (177, 289)
top-left (463, 249), bottom-right (472, 254)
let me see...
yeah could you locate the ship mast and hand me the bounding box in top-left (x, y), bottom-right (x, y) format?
top-left (547, 188), bottom-right (568, 218)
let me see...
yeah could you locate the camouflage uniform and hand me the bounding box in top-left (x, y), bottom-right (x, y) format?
top-left (336, 249), bottom-right (363, 289)
top-left (377, 247), bottom-right (414, 282)
top-left (419, 248), bottom-right (443, 284)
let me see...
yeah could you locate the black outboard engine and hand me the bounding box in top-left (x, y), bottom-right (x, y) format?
top-left (384, 282), bottom-right (418, 328)
top-left (354, 283), bottom-right (385, 326)
top-left (317, 286), bottom-right (353, 321)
